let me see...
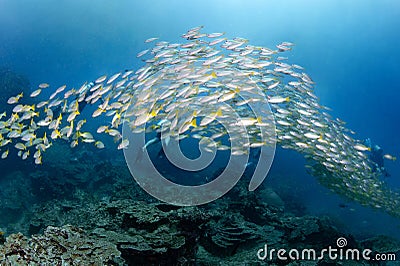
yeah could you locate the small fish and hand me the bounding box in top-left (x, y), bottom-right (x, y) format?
top-left (67, 111), bottom-right (79, 122)
top-left (304, 132), bottom-right (320, 139)
top-left (12, 104), bottom-right (24, 113)
top-left (295, 142), bottom-right (309, 149)
top-left (277, 120), bottom-right (291, 126)
top-left (354, 144), bottom-right (371, 152)
top-left (30, 89), bottom-right (42, 98)
top-left (117, 139), bottom-right (129, 150)
top-left (21, 133), bottom-right (36, 142)
top-left (37, 101), bottom-right (48, 109)
top-left (15, 143), bottom-right (26, 150)
top-left (106, 129), bottom-right (121, 137)
top-left (51, 130), bottom-right (61, 139)
top-left (80, 132), bottom-right (93, 139)
top-left (268, 81), bottom-right (280, 90)
top-left (95, 141), bottom-right (105, 149)
top-left (70, 140), bottom-right (78, 148)
top-left (55, 85), bottom-right (67, 95)
top-left (37, 119), bottom-right (51, 127)
top-left (137, 49), bottom-right (150, 58)
top-left (22, 150), bottom-right (29, 160)
top-left (218, 91), bottom-right (237, 102)
top-left (207, 32), bottom-right (225, 38)
top-left (33, 149), bottom-right (41, 159)
top-left (49, 90), bottom-right (60, 100)
top-left (209, 37), bottom-right (227, 46)
top-left (76, 119), bottom-right (86, 131)
top-left (81, 138), bottom-right (95, 143)
top-left (236, 117), bottom-right (258, 127)
top-left (64, 88), bottom-right (76, 99)
top-left (1, 149), bottom-right (9, 159)
top-left (7, 93), bottom-right (23, 104)
top-left (231, 149), bottom-right (248, 156)
top-left (107, 73), bottom-right (121, 84)
top-left (383, 154), bottom-right (396, 161)
top-left (97, 125), bottom-right (109, 134)
top-left (122, 70), bottom-right (133, 79)
top-left (250, 142), bottom-right (266, 148)
top-left (145, 37), bottom-right (159, 43)
top-left (35, 156), bottom-right (42, 165)
top-left (92, 108), bottom-right (105, 118)
top-left (38, 83), bottom-right (50, 89)
top-left (268, 96), bottom-right (290, 104)
top-left (298, 109), bottom-right (312, 116)
top-left (95, 75), bottom-right (107, 84)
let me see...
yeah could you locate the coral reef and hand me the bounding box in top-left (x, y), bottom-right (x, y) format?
top-left (0, 159), bottom-right (399, 264)
top-left (1, 181), bottom-right (399, 265)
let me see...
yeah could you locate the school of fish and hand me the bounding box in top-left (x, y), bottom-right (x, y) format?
top-left (0, 27), bottom-right (398, 217)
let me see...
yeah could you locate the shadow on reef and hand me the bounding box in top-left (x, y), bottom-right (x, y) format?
top-left (0, 162), bottom-right (399, 265)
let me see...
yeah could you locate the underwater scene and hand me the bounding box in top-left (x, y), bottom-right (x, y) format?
top-left (0, 0), bottom-right (399, 265)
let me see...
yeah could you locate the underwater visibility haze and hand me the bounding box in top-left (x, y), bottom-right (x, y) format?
top-left (0, 0), bottom-right (399, 264)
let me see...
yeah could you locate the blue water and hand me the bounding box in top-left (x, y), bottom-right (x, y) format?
top-left (1, 0), bottom-right (399, 239)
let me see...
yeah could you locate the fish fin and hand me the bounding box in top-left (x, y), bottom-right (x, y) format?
top-left (190, 119), bottom-right (197, 128)
top-left (150, 109), bottom-right (157, 117)
top-left (216, 108), bottom-right (222, 117)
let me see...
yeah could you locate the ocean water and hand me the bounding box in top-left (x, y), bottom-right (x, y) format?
top-left (0, 0), bottom-right (400, 263)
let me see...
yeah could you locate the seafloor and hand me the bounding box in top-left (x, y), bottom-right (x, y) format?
top-left (0, 143), bottom-right (399, 266)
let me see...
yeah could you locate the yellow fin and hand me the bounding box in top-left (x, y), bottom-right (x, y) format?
top-left (190, 119), bottom-right (197, 128)
top-left (150, 109), bottom-right (157, 117)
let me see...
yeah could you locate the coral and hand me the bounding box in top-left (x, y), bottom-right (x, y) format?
top-left (202, 213), bottom-right (280, 256)
top-left (1, 160), bottom-right (399, 265)
top-left (360, 235), bottom-right (400, 254)
top-left (93, 201), bottom-right (206, 265)
top-left (0, 225), bottom-right (123, 265)
top-left (1, 194), bottom-right (400, 265)
top-left (284, 216), bottom-right (321, 241)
